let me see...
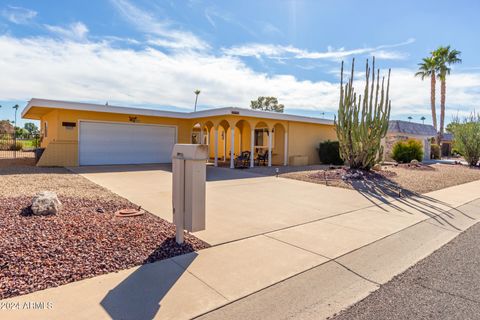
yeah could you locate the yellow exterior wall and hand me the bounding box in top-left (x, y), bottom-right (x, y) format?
top-left (40, 110), bottom-right (59, 147)
top-left (33, 107), bottom-right (337, 166)
top-left (287, 122), bottom-right (337, 165)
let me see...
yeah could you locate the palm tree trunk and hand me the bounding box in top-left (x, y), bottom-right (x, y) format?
top-left (439, 78), bottom-right (446, 146)
top-left (430, 73), bottom-right (437, 133)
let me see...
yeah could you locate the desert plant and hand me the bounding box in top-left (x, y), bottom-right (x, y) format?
top-left (318, 140), bottom-right (343, 165)
top-left (451, 115), bottom-right (480, 166)
top-left (415, 56), bottom-right (438, 132)
top-left (391, 139), bottom-right (424, 163)
top-left (335, 57), bottom-right (391, 170)
top-left (433, 46), bottom-right (462, 143)
top-left (430, 144), bottom-right (441, 159)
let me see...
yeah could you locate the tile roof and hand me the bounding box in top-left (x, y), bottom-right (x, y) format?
top-left (388, 120), bottom-right (436, 136)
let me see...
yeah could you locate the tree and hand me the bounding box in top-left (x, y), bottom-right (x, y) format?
top-left (433, 46), bottom-right (462, 144)
top-left (420, 116), bottom-right (426, 124)
top-left (24, 122), bottom-right (39, 135)
top-left (415, 56), bottom-right (438, 132)
top-left (451, 115), bottom-right (480, 166)
top-left (250, 96), bottom-right (284, 113)
top-left (335, 57), bottom-right (391, 170)
top-left (446, 121), bottom-right (459, 134)
top-left (194, 89), bottom-right (201, 112)
top-left (15, 126), bottom-right (28, 138)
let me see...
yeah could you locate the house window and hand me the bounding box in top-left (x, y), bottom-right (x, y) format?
top-left (254, 128), bottom-right (274, 148)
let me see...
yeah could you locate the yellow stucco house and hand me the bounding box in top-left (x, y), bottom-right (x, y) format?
top-left (22, 98), bottom-right (337, 167)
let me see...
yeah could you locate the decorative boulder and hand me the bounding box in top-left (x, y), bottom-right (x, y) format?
top-left (410, 159), bottom-right (419, 166)
top-left (372, 164), bottom-right (382, 171)
top-left (31, 191), bottom-right (62, 216)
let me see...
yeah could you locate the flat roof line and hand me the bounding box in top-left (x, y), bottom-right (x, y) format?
top-left (22, 98), bottom-right (334, 125)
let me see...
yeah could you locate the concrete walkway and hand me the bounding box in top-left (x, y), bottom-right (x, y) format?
top-left (2, 179), bottom-right (480, 320)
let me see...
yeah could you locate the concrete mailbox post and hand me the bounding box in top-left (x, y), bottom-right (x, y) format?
top-left (172, 144), bottom-right (208, 244)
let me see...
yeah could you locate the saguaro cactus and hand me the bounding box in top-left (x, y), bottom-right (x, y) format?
top-left (335, 57), bottom-right (391, 170)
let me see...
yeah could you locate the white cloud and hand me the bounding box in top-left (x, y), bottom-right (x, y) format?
top-left (111, 0), bottom-right (209, 50)
top-left (0, 33), bottom-right (476, 123)
top-left (45, 22), bottom-right (89, 41)
top-left (1, 6), bottom-right (37, 24)
top-left (223, 38), bottom-right (415, 61)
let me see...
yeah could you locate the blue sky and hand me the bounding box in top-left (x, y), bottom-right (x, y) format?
top-left (0, 0), bottom-right (479, 126)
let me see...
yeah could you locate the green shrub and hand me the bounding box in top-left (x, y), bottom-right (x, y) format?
top-left (430, 144), bottom-right (440, 159)
top-left (451, 116), bottom-right (480, 166)
top-left (9, 142), bottom-right (22, 151)
top-left (391, 139), bottom-right (424, 163)
top-left (318, 140), bottom-right (344, 165)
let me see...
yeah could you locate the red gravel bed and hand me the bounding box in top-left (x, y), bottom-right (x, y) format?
top-left (0, 196), bottom-right (209, 300)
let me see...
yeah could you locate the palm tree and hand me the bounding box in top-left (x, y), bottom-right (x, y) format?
top-left (194, 89), bottom-right (201, 112)
top-left (420, 116), bottom-right (426, 124)
top-left (415, 56), bottom-right (438, 132)
top-left (408, 116), bottom-right (413, 122)
top-left (433, 46), bottom-right (462, 144)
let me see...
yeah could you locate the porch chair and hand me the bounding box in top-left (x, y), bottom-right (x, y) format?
top-left (234, 151), bottom-right (251, 169)
top-left (255, 150), bottom-right (269, 166)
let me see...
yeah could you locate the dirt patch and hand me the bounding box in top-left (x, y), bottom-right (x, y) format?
top-left (281, 163), bottom-right (480, 194)
top-left (0, 196), bottom-right (208, 299)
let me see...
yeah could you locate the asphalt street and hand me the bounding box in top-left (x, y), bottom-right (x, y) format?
top-left (333, 219), bottom-right (480, 320)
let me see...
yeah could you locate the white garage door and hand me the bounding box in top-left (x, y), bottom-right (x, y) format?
top-left (79, 121), bottom-right (176, 165)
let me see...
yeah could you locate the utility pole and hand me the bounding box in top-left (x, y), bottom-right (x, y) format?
top-left (13, 104), bottom-right (19, 159)
top-left (194, 90), bottom-right (201, 112)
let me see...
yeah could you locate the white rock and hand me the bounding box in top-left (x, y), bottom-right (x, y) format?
top-left (372, 164), bottom-right (382, 171)
top-left (31, 191), bottom-right (62, 216)
top-left (410, 159), bottom-right (419, 165)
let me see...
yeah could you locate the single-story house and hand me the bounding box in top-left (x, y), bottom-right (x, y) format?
top-left (22, 98), bottom-right (337, 167)
top-left (383, 120), bottom-right (437, 161)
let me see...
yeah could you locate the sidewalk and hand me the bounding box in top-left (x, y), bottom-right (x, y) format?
top-left (2, 180), bottom-right (480, 320)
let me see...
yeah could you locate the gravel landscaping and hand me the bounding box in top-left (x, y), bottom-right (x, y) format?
top-left (276, 163), bottom-right (480, 194)
top-left (0, 163), bottom-right (209, 299)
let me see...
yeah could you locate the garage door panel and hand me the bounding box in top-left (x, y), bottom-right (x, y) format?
top-left (79, 122), bottom-right (176, 165)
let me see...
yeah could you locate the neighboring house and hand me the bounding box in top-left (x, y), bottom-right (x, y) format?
top-left (383, 120), bottom-right (437, 161)
top-left (0, 120), bottom-right (14, 134)
top-left (22, 98), bottom-right (336, 167)
top-left (441, 133), bottom-right (453, 157)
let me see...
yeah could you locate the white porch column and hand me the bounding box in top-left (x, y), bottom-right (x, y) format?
top-left (284, 131), bottom-right (288, 166)
top-left (230, 127), bottom-right (235, 168)
top-left (268, 129), bottom-right (272, 167)
top-left (199, 127), bottom-right (204, 145)
top-left (214, 128), bottom-right (218, 167)
top-left (223, 130), bottom-right (226, 162)
top-left (250, 128), bottom-right (255, 168)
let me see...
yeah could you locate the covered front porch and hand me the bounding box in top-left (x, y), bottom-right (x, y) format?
top-left (191, 117), bottom-right (289, 168)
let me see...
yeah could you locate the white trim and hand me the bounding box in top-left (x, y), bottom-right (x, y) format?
top-left (77, 119), bottom-right (178, 165)
top-left (23, 98), bottom-right (334, 125)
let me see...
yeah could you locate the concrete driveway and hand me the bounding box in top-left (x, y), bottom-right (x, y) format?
top-left (70, 164), bottom-right (388, 245)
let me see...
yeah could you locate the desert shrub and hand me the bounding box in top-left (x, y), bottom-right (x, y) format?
top-left (391, 139), bottom-right (424, 163)
top-left (430, 144), bottom-right (441, 159)
top-left (451, 116), bottom-right (480, 166)
top-left (318, 140), bottom-right (344, 165)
